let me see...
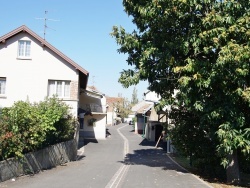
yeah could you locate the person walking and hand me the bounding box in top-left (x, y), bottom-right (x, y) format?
top-left (79, 111), bottom-right (86, 129)
top-left (78, 108), bottom-right (93, 129)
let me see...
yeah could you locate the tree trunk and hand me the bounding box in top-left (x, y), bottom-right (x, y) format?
top-left (226, 150), bottom-right (240, 185)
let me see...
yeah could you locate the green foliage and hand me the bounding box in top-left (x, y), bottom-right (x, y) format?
top-left (169, 106), bottom-right (224, 176)
top-left (131, 87), bottom-right (139, 105)
top-left (114, 98), bottom-right (132, 120)
top-left (0, 97), bottom-right (75, 160)
top-left (111, 0), bottom-right (250, 183)
top-left (132, 116), bottom-right (137, 124)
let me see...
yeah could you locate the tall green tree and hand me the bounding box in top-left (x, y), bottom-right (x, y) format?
top-left (131, 87), bottom-right (139, 104)
top-left (111, 0), bottom-right (250, 184)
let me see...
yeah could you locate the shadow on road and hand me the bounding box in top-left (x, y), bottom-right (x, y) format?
top-left (106, 128), bottom-right (111, 137)
top-left (139, 138), bottom-right (164, 148)
top-left (83, 139), bottom-right (98, 146)
top-left (120, 148), bottom-right (187, 173)
top-left (118, 138), bottom-right (187, 174)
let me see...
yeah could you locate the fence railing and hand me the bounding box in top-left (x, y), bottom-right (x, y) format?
top-left (81, 104), bottom-right (106, 113)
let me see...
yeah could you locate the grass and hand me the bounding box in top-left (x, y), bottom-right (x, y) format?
top-left (169, 153), bottom-right (250, 188)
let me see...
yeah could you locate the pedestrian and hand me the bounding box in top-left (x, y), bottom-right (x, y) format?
top-left (79, 111), bottom-right (85, 129)
top-left (78, 108), bottom-right (93, 129)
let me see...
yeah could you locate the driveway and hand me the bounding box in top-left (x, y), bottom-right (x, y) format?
top-left (0, 123), bottom-right (212, 188)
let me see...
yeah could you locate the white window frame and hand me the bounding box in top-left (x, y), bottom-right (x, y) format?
top-left (18, 40), bottom-right (31, 59)
top-left (48, 80), bottom-right (70, 98)
top-left (0, 77), bottom-right (6, 96)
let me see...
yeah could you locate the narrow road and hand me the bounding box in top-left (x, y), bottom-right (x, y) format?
top-left (0, 123), bottom-right (212, 188)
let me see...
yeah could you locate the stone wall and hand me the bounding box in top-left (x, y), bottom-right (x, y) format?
top-left (0, 139), bottom-right (77, 182)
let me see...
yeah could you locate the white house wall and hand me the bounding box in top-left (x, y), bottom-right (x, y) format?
top-left (84, 114), bottom-right (106, 139)
top-left (78, 93), bottom-right (107, 139)
top-left (144, 91), bottom-right (161, 102)
top-left (79, 93), bottom-right (106, 112)
top-left (106, 111), bottom-right (118, 125)
top-left (0, 33), bottom-right (79, 116)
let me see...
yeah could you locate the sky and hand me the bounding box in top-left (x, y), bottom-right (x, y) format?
top-left (0, 0), bottom-right (148, 101)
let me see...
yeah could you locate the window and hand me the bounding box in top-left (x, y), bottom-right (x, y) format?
top-left (48, 80), bottom-right (70, 98)
top-left (18, 40), bottom-right (31, 58)
top-left (0, 78), bottom-right (6, 95)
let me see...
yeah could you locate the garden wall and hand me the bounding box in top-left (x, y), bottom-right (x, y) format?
top-left (0, 139), bottom-right (77, 182)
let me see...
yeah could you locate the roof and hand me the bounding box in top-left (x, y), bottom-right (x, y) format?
top-left (137, 103), bottom-right (153, 114)
top-left (87, 86), bottom-right (102, 94)
top-left (106, 97), bottom-right (123, 112)
top-left (132, 101), bottom-right (154, 114)
top-left (0, 25), bottom-right (89, 76)
top-left (106, 97), bottom-right (123, 105)
top-left (82, 86), bottom-right (105, 98)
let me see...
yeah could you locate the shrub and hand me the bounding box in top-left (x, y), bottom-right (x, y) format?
top-left (0, 97), bottom-right (76, 161)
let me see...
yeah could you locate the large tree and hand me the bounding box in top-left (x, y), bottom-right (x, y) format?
top-left (111, 0), bottom-right (250, 184)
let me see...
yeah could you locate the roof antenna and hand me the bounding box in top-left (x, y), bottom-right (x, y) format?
top-left (36, 10), bottom-right (59, 40)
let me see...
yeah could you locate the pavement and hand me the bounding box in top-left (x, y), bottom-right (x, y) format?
top-left (0, 123), bottom-right (212, 188)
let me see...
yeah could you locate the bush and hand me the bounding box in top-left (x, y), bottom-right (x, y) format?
top-left (0, 97), bottom-right (76, 161)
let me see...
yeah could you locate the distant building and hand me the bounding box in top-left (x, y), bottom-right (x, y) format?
top-left (79, 86), bottom-right (107, 139)
top-left (106, 96), bottom-right (123, 125)
top-left (143, 90), bottom-right (161, 102)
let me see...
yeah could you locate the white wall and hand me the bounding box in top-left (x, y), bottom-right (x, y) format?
top-left (124, 114), bottom-right (135, 123)
top-left (0, 33), bottom-right (79, 115)
top-left (144, 91), bottom-right (161, 102)
top-left (79, 93), bottom-right (106, 112)
top-left (106, 111), bottom-right (115, 125)
top-left (83, 114), bottom-right (106, 139)
top-left (78, 93), bottom-right (107, 139)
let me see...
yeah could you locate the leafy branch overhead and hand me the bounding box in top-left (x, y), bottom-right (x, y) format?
top-left (111, 0), bottom-right (250, 184)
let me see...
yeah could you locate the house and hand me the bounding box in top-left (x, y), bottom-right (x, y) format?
top-left (0, 25), bottom-right (106, 141)
top-left (144, 105), bottom-right (168, 141)
top-left (106, 96), bottom-right (123, 125)
top-left (131, 100), bottom-right (154, 134)
top-left (79, 86), bottom-right (107, 139)
top-left (133, 91), bottom-right (174, 152)
top-left (143, 90), bottom-right (161, 102)
top-left (129, 90), bottom-right (162, 135)
top-left (142, 90), bottom-right (167, 140)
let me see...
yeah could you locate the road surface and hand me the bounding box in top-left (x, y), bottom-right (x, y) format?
top-left (0, 123), bottom-right (212, 188)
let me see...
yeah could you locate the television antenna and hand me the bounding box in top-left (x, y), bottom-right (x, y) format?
top-left (36, 10), bottom-right (60, 40)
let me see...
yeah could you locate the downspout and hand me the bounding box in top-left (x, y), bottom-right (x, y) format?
top-left (143, 110), bottom-right (145, 138)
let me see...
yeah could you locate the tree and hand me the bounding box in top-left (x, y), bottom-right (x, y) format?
top-left (111, 0), bottom-right (250, 184)
top-left (113, 97), bottom-right (132, 121)
top-left (131, 87), bottom-right (139, 104)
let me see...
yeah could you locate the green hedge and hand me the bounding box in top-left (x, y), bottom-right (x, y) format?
top-left (0, 97), bottom-right (76, 161)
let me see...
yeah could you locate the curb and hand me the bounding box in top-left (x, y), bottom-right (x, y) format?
top-left (167, 154), bottom-right (213, 188)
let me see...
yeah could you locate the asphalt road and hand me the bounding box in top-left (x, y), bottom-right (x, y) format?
top-left (0, 123), bottom-right (212, 188)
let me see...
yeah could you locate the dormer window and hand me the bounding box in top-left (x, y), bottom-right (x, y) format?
top-left (18, 40), bottom-right (31, 59)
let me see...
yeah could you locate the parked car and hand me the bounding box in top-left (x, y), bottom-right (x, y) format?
top-left (129, 120), bottom-right (134, 125)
